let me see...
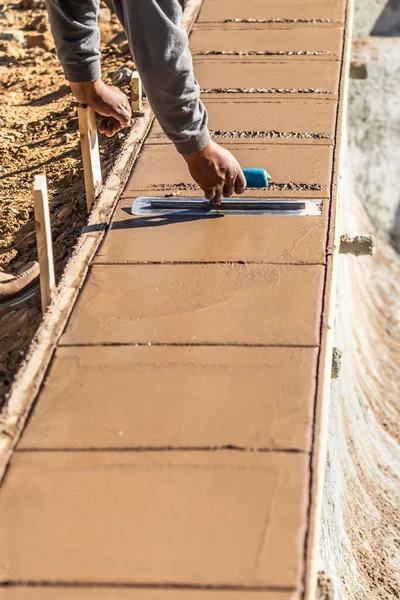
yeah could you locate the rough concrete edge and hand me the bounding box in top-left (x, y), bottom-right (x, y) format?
top-left (303, 1), bottom-right (354, 598)
top-left (0, 0), bottom-right (205, 485)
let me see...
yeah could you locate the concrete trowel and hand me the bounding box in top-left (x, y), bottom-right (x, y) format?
top-left (132, 169), bottom-right (321, 216)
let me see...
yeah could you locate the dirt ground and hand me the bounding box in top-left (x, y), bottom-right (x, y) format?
top-left (0, 0), bottom-right (135, 403)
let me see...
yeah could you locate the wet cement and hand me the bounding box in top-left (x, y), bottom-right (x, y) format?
top-left (194, 60), bottom-right (341, 96)
top-left (123, 144), bottom-right (333, 197)
top-left (59, 264), bottom-right (325, 346)
top-left (19, 346), bottom-right (317, 451)
top-left (197, 0), bottom-right (347, 23)
top-left (94, 208), bottom-right (328, 264)
top-left (148, 98), bottom-right (337, 143)
top-left (189, 24), bottom-right (344, 57)
top-left (0, 592), bottom-right (296, 600)
top-left (0, 0), bottom-right (349, 597)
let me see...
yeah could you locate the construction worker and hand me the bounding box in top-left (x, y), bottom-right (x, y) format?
top-left (45, 0), bottom-right (247, 204)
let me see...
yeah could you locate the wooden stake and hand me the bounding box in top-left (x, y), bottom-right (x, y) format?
top-left (33, 174), bottom-right (55, 313)
top-left (77, 105), bottom-right (102, 211)
top-left (131, 71), bottom-right (143, 113)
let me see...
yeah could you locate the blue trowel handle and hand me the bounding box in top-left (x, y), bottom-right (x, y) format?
top-left (243, 168), bottom-right (271, 188)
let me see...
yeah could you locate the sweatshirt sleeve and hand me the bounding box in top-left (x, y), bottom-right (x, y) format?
top-left (45, 0), bottom-right (101, 83)
top-left (113, 0), bottom-right (210, 155)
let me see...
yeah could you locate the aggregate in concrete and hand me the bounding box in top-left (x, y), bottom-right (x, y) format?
top-left (197, 0), bottom-right (346, 22)
top-left (194, 59), bottom-right (341, 94)
top-left (95, 206), bottom-right (327, 264)
top-left (123, 144), bottom-right (333, 196)
top-left (148, 99), bottom-right (337, 144)
top-left (124, 187), bottom-right (328, 200)
top-left (60, 264), bottom-right (324, 347)
top-left (189, 25), bottom-right (344, 57)
top-left (0, 452), bottom-right (308, 588)
top-left (18, 346), bottom-right (318, 452)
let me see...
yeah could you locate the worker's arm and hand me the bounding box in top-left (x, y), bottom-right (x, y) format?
top-left (45, 0), bottom-right (131, 130)
top-left (45, 0), bottom-right (246, 201)
top-left (112, 0), bottom-right (246, 199)
top-left (45, 0), bottom-right (101, 83)
top-left (113, 0), bottom-right (208, 156)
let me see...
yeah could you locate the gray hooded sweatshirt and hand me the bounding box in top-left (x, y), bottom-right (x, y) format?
top-left (45, 0), bottom-right (209, 154)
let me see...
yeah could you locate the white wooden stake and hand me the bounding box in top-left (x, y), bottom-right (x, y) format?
top-left (33, 174), bottom-right (55, 313)
top-left (77, 105), bottom-right (102, 211)
top-left (131, 71), bottom-right (143, 112)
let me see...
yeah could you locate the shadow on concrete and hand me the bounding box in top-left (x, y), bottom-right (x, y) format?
top-left (82, 210), bottom-right (223, 236)
top-left (110, 208), bottom-right (224, 230)
top-left (390, 202), bottom-right (400, 253)
top-left (370, 0), bottom-right (400, 36)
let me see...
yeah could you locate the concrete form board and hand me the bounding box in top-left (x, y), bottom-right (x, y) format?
top-left (189, 25), bottom-right (344, 56)
top-left (148, 99), bottom-right (337, 144)
top-left (60, 264), bottom-right (324, 346)
top-left (123, 144), bottom-right (333, 196)
top-left (0, 590), bottom-right (298, 600)
top-left (198, 0), bottom-right (346, 22)
top-left (95, 205), bottom-right (327, 264)
top-left (0, 452), bottom-right (308, 588)
top-left (19, 346), bottom-right (317, 452)
top-left (194, 59), bottom-right (341, 94)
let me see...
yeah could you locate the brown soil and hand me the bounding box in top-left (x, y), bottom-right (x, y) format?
top-left (0, 0), bottom-right (135, 403)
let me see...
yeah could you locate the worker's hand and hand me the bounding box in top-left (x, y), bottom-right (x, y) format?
top-left (69, 79), bottom-right (132, 137)
top-left (182, 141), bottom-right (247, 204)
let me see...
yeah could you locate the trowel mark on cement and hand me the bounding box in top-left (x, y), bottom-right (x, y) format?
top-left (156, 130), bottom-right (332, 140)
top-left (149, 182), bottom-right (327, 192)
top-left (201, 87), bottom-right (334, 94)
top-left (268, 183), bottom-right (327, 191)
top-left (198, 50), bottom-right (331, 56)
top-left (223, 18), bottom-right (339, 24)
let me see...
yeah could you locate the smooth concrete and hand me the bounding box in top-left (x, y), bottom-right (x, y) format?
top-left (94, 209), bottom-right (327, 265)
top-left (190, 25), bottom-right (344, 57)
top-left (0, 590), bottom-right (299, 600)
top-left (123, 144), bottom-right (333, 196)
top-left (194, 59), bottom-right (341, 94)
top-left (148, 99), bottom-right (337, 144)
top-left (197, 0), bottom-right (346, 22)
top-left (60, 264), bottom-right (324, 347)
top-left (19, 346), bottom-right (318, 451)
top-left (0, 0), bottom-right (351, 595)
top-left (0, 452), bottom-right (309, 588)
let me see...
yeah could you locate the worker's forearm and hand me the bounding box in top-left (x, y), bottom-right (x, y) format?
top-left (112, 0), bottom-right (210, 155)
top-left (45, 0), bottom-right (101, 82)
top-left (46, 0), bottom-right (209, 154)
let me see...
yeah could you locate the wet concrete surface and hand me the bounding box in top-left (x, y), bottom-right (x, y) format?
top-left (0, 452), bottom-right (308, 588)
top-left (197, 0), bottom-right (347, 23)
top-left (94, 209), bottom-right (328, 264)
top-left (148, 99), bottom-right (337, 144)
top-left (194, 59), bottom-right (341, 95)
top-left (0, 591), bottom-right (297, 600)
top-left (19, 346), bottom-right (317, 451)
top-left (60, 264), bottom-right (324, 346)
top-left (190, 24), bottom-right (344, 57)
top-left (123, 144), bottom-right (333, 196)
top-left (0, 0), bottom-right (349, 596)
